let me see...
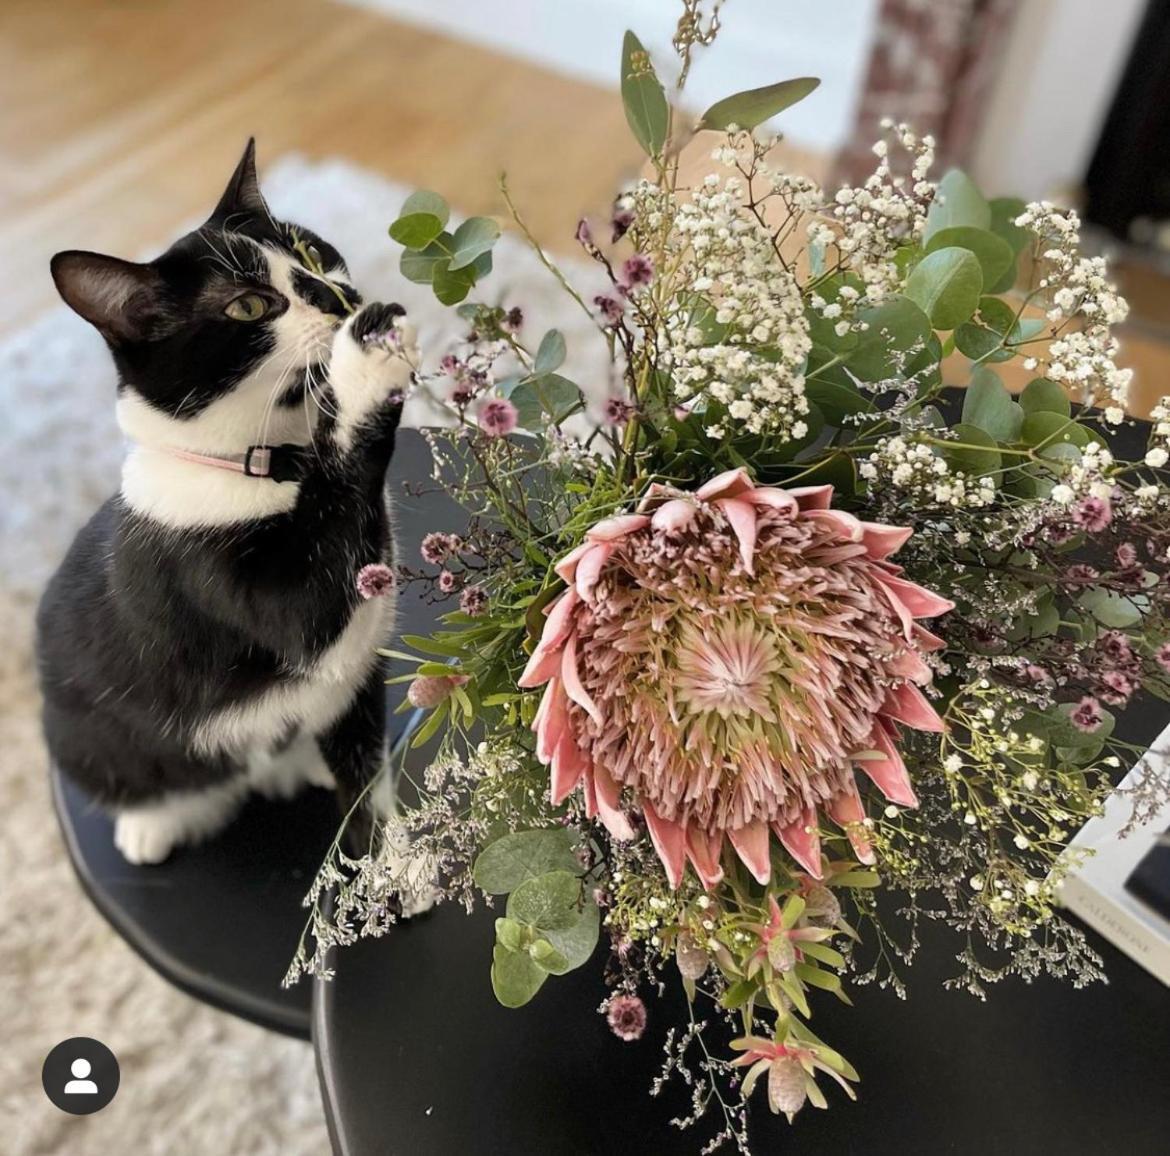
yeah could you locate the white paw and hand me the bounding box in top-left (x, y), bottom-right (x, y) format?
top-left (380, 828), bottom-right (439, 919)
top-left (114, 811), bottom-right (180, 865)
top-left (248, 736), bottom-right (334, 799)
top-left (328, 303), bottom-right (415, 451)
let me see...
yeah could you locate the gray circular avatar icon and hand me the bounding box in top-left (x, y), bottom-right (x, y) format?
top-left (42, 1037), bottom-right (119, 1114)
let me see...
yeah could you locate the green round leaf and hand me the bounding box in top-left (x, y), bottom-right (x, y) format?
top-left (534, 329), bottom-right (567, 375)
top-left (398, 190), bottom-right (450, 227)
top-left (495, 916), bottom-right (526, 953)
top-left (805, 376), bottom-right (873, 425)
top-left (989, 196), bottom-right (1030, 255)
top-left (491, 944), bottom-right (548, 1007)
top-left (399, 232), bottom-right (454, 284)
top-left (961, 369), bottom-right (1023, 441)
top-left (955, 322), bottom-right (1011, 364)
top-left (924, 169), bottom-right (991, 242)
top-left (847, 294), bottom-right (932, 380)
top-left (389, 212), bottom-right (445, 250)
top-left (698, 77), bottom-right (821, 131)
top-left (507, 870), bottom-right (584, 931)
top-left (925, 227), bottom-right (1014, 288)
top-left (1020, 377), bottom-right (1071, 417)
top-left (448, 216), bottom-right (501, 272)
top-left (539, 897), bottom-right (600, 973)
top-left (904, 247), bottom-right (983, 331)
top-left (473, 830), bottom-right (579, 895)
top-left (1020, 409), bottom-right (1074, 449)
top-left (620, 30), bottom-right (669, 157)
top-left (1079, 587), bottom-right (1143, 628)
top-left (528, 938), bottom-right (570, 973)
top-left (943, 422), bottom-right (1001, 480)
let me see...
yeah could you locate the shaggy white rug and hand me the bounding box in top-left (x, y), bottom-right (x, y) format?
top-left (0, 155), bottom-right (600, 1156)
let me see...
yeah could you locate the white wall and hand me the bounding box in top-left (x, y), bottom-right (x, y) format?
top-left (350, 0), bottom-right (880, 151)
top-left (972, 0), bottom-right (1147, 200)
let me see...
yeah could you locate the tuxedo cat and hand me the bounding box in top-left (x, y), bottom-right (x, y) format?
top-left (37, 141), bottom-right (413, 866)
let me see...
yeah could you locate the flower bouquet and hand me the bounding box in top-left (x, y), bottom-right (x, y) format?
top-left (288, 5), bottom-right (1170, 1146)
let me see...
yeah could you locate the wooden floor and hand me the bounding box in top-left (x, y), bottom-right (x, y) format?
top-left (1, 0), bottom-right (1166, 414)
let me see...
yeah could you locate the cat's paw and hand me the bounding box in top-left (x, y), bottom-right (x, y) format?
top-left (114, 810), bottom-right (182, 864)
top-left (327, 302), bottom-right (415, 451)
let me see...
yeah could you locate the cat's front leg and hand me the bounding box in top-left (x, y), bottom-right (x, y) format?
top-left (322, 301), bottom-right (415, 467)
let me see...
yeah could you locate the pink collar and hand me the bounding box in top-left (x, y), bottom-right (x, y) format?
top-left (159, 444), bottom-right (307, 483)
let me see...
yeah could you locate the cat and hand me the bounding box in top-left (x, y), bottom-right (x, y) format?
top-left (37, 140), bottom-right (416, 871)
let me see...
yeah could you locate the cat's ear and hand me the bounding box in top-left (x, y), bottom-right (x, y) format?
top-left (209, 137), bottom-right (269, 222)
top-left (51, 251), bottom-right (162, 343)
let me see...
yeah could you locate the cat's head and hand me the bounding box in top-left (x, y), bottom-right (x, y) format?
top-left (51, 140), bottom-right (360, 453)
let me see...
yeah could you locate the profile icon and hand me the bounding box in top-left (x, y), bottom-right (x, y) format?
top-left (42, 1038), bottom-right (119, 1114)
top-left (64, 1057), bottom-right (99, 1095)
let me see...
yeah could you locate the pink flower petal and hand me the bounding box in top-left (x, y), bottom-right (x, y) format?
top-left (715, 498), bottom-right (759, 576)
top-left (553, 541), bottom-right (592, 583)
top-left (696, 467), bottom-right (754, 502)
top-left (651, 498), bottom-right (698, 534)
top-left (592, 762), bottom-right (635, 840)
top-left (876, 573), bottom-right (955, 620)
top-left (728, 820), bottom-right (772, 884)
top-left (854, 726), bottom-right (918, 807)
top-left (886, 648), bottom-right (932, 683)
top-left (518, 592), bottom-right (577, 688)
top-left (561, 633), bottom-right (603, 724)
top-left (636, 482), bottom-right (673, 512)
top-left (517, 644), bottom-right (562, 689)
top-left (787, 484), bottom-right (833, 511)
top-left (882, 681), bottom-right (946, 733)
top-left (585, 513), bottom-right (650, 542)
top-left (826, 783), bottom-right (875, 865)
top-left (642, 803), bottom-right (687, 889)
top-left (747, 488), bottom-right (798, 515)
top-left (685, 826), bottom-right (725, 890)
top-left (860, 522), bottom-right (913, 560)
top-left (575, 542), bottom-right (614, 604)
top-left (551, 731), bottom-right (588, 804)
top-left (534, 678), bottom-right (568, 765)
top-left (773, 807), bottom-right (823, 878)
top-left (805, 508), bottom-right (863, 542)
top-left (912, 624), bottom-right (947, 652)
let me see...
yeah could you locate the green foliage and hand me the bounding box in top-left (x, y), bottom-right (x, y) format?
top-left (390, 194), bottom-right (500, 305)
top-left (942, 422), bottom-right (1001, 480)
top-left (533, 328), bottom-right (567, 375)
top-left (925, 226), bottom-right (1014, 288)
top-left (904, 246), bottom-right (983, 330)
top-left (388, 190), bottom-right (450, 248)
top-left (845, 295), bottom-right (931, 380)
top-left (698, 77), bottom-right (821, 131)
top-left (620, 30), bottom-right (669, 158)
top-left (1019, 377), bottom-right (1071, 417)
top-left (448, 217), bottom-right (501, 271)
top-left (473, 829), bottom-right (580, 894)
top-left (961, 369), bottom-right (1024, 442)
top-left (923, 169), bottom-right (990, 242)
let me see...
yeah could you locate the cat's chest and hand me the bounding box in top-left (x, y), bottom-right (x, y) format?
top-left (191, 591), bottom-right (396, 756)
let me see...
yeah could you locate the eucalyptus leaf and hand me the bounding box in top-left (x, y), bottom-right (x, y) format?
top-left (389, 212), bottom-right (446, 250)
top-left (805, 377), bottom-right (873, 425)
top-left (1020, 410), bottom-right (1074, 449)
top-left (925, 226), bottom-right (1013, 288)
top-left (508, 870), bottom-right (583, 931)
top-left (698, 76), bottom-right (820, 131)
top-left (961, 369), bottom-right (1023, 441)
top-left (539, 898), bottom-right (600, 973)
top-left (529, 938), bottom-right (570, 973)
top-left (943, 422), bottom-right (1001, 480)
top-left (847, 294), bottom-right (932, 380)
top-left (955, 322), bottom-right (1010, 364)
top-left (1020, 377), bottom-right (1071, 417)
top-left (1079, 586), bottom-right (1143, 628)
top-left (924, 169), bottom-right (991, 242)
top-left (620, 30), bottom-right (669, 158)
top-left (473, 830), bottom-right (579, 895)
top-left (399, 232), bottom-right (454, 284)
top-left (448, 216), bottom-right (501, 271)
top-left (904, 247), bottom-right (983, 330)
top-left (534, 329), bottom-right (567, 375)
top-left (491, 944), bottom-right (547, 1007)
top-left (977, 295), bottom-right (1018, 335)
top-left (989, 196), bottom-right (1030, 254)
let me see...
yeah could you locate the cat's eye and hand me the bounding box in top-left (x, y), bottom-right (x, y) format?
top-left (224, 293), bottom-right (270, 322)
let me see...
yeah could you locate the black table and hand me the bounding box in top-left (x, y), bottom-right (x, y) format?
top-left (311, 420), bottom-right (1170, 1154)
top-left (49, 430), bottom-right (462, 1039)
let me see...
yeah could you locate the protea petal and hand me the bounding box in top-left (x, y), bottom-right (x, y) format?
top-left (518, 642), bottom-right (565, 690)
top-left (642, 803), bottom-right (687, 889)
top-left (685, 825), bottom-right (725, 890)
top-left (826, 783), bottom-right (875, 865)
top-left (696, 466), bottom-right (753, 502)
top-left (593, 762), bottom-right (635, 840)
top-left (715, 498), bottom-right (759, 576)
top-left (883, 681), bottom-right (946, 732)
top-left (575, 543), bottom-right (614, 604)
top-left (860, 522), bottom-right (913, 560)
top-left (553, 541), bottom-right (593, 583)
top-left (787, 484), bottom-right (834, 511)
top-left (774, 808), bottom-right (823, 879)
top-left (651, 498), bottom-right (698, 534)
top-left (561, 633), bottom-right (603, 725)
top-left (728, 820), bottom-right (772, 884)
top-left (586, 513), bottom-right (650, 542)
top-left (912, 623), bottom-right (948, 652)
top-left (534, 678), bottom-right (569, 765)
top-left (855, 726), bottom-right (918, 807)
top-left (748, 487), bottom-right (799, 515)
top-left (877, 573), bottom-right (955, 620)
top-left (886, 648), bottom-right (932, 683)
top-left (551, 731), bottom-right (588, 805)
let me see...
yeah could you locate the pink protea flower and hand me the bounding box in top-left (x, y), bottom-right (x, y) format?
top-left (518, 468), bottom-right (953, 888)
